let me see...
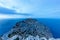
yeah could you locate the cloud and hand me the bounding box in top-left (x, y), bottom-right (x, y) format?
top-left (0, 0), bottom-right (60, 18)
top-left (0, 0), bottom-right (36, 13)
top-left (0, 14), bottom-right (31, 19)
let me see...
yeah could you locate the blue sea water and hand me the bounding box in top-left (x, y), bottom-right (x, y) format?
top-left (0, 18), bottom-right (60, 38)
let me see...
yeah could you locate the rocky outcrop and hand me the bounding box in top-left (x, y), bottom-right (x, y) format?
top-left (0, 37), bottom-right (2, 40)
top-left (2, 18), bottom-right (53, 40)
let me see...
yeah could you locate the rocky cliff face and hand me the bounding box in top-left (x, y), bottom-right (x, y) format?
top-left (1, 18), bottom-right (53, 40)
top-left (0, 37), bottom-right (2, 40)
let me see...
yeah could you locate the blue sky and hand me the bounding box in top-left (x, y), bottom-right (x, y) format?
top-left (0, 0), bottom-right (60, 19)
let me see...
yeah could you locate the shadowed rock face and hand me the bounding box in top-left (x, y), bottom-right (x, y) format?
top-left (0, 37), bottom-right (2, 40)
top-left (8, 18), bottom-right (53, 39)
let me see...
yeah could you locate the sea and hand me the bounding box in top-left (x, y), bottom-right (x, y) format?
top-left (0, 18), bottom-right (60, 38)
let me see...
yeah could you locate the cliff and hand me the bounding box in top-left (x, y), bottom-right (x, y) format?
top-left (1, 18), bottom-right (53, 40)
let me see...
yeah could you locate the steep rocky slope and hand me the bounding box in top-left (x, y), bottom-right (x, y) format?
top-left (1, 18), bottom-right (53, 40)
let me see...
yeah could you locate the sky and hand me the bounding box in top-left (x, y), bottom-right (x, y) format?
top-left (0, 0), bottom-right (60, 19)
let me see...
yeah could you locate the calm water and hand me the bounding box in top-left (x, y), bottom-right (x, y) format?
top-left (0, 18), bottom-right (60, 38)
